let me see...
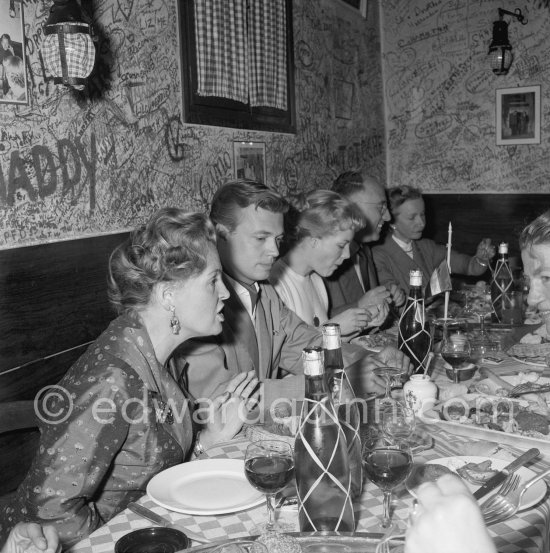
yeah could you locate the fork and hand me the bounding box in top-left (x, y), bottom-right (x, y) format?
top-left (480, 468), bottom-right (550, 524)
top-left (509, 382), bottom-right (550, 398)
top-left (480, 473), bottom-right (520, 523)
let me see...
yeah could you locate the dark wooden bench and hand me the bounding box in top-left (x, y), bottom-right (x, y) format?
top-left (0, 232), bottom-right (127, 495)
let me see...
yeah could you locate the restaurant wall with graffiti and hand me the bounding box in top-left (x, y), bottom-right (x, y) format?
top-left (381, 0), bottom-right (550, 193)
top-left (0, 0), bottom-right (384, 248)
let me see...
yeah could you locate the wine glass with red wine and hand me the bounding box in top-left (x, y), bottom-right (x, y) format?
top-left (244, 440), bottom-right (294, 535)
top-left (362, 436), bottom-right (413, 529)
top-left (440, 330), bottom-right (472, 383)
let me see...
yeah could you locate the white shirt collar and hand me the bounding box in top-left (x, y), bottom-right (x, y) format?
top-left (225, 274), bottom-right (259, 319)
top-left (392, 234), bottom-right (414, 257)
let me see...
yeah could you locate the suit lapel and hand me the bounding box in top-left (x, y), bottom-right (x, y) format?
top-left (257, 284), bottom-right (274, 380)
top-left (222, 276), bottom-right (258, 373)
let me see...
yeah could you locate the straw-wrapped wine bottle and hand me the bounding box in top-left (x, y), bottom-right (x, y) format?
top-left (398, 270), bottom-right (432, 374)
top-left (322, 323), bottom-right (362, 499)
top-left (491, 242), bottom-right (513, 322)
top-left (294, 347), bottom-right (355, 532)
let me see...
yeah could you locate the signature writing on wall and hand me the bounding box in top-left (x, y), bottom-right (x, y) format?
top-left (0, 134), bottom-right (97, 209)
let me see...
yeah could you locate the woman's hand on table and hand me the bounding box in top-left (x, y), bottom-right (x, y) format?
top-left (405, 474), bottom-right (496, 553)
top-left (357, 286), bottom-right (391, 309)
top-left (200, 371), bottom-right (259, 448)
top-left (329, 307), bottom-right (372, 336)
top-left (366, 301), bottom-right (390, 328)
top-left (1, 523), bottom-right (60, 553)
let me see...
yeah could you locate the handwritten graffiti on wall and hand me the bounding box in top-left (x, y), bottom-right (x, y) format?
top-left (382, 1), bottom-right (550, 193)
top-left (0, 0), bottom-right (386, 248)
top-left (0, 135), bottom-right (96, 208)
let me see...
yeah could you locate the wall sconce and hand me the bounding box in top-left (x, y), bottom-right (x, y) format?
top-left (41, 0), bottom-right (96, 90)
top-left (488, 8), bottom-right (527, 76)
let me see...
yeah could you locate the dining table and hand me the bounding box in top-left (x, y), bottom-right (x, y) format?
top-left (69, 325), bottom-right (550, 553)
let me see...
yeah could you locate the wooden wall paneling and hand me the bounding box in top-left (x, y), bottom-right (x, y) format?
top-left (0, 346), bottom-right (90, 402)
top-left (422, 194), bottom-right (550, 261)
top-left (0, 232), bottom-right (128, 375)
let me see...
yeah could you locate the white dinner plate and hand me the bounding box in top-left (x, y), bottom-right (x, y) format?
top-left (146, 459), bottom-right (264, 515)
top-left (425, 456), bottom-right (547, 511)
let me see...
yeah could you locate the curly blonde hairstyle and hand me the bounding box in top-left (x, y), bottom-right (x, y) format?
top-left (284, 189), bottom-right (365, 246)
top-left (108, 208), bottom-right (216, 314)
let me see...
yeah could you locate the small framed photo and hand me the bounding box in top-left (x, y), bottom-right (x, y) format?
top-left (496, 85), bottom-right (540, 145)
top-left (336, 0), bottom-right (367, 18)
top-left (233, 141), bottom-right (266, 183)
top-left (0, 0), bottom-right (28, 105)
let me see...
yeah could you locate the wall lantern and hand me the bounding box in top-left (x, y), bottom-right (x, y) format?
top-left (488, 8), bottom-right (527, 76)
top-left (41, 0), bottom-right (96, 90)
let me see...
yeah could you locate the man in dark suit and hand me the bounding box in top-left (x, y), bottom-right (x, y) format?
top-left (173, 180), bottom-right (410, 409)
top-left (325, 171), bottom-right (406, 318)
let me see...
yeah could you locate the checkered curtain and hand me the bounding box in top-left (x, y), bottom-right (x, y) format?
top-left (194, 0), bottom-right (287, 110)
top-left (194, 0), bottom-right (248, 103)
top-left (248, 0), bottom-right (287, 109)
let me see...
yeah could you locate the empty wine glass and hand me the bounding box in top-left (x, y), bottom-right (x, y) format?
top-left (362, 436), bottom-right (413, 529)
top-left (440, 330), bottom-right (472, 383)
top-left (462, 284), bottom-right (497, 353)
top-left (381, 402), bottom-right (416, 442)
top-left (373, 366), bottom-right (406, 400)
top-left (244, 440), bottom-right (295, 537)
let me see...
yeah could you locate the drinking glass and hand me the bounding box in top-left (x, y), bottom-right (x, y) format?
top-left (373, 366), bottom-right (406, 400)
top-left (462, 285), bottom-right (496, 349)
top-left (440, 330), bottom-right (472, 383)
top-left (244, 440), bottom-right (295, 535)
top-left (380, 402), bottom-right (416, 442)
top-left (362, 436), bottom-right (413, 529)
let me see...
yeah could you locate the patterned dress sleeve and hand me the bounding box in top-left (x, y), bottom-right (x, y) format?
top-left (0, 361), bottom-right (141, 547)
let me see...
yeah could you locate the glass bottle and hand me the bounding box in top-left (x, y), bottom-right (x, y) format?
top-left (491, 242), bottom-right (513, 323)
top-left (398, 270), bottom-right (432, 374)
top-left (322, 323), bottom-right (362, 499)
top-left (294, 347), bottom-right (355, 533)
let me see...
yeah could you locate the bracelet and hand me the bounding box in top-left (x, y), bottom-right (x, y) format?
top-left (474, 256), bottom-right (488, 268)
top-left (193, 430), bottom-right (205, 457)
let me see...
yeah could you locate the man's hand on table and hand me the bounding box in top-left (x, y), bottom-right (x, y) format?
top-left (405, 474), bottom-right (496, 553)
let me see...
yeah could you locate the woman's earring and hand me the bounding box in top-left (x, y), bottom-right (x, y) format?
top-left (170, 305), bottom-right (180, 335)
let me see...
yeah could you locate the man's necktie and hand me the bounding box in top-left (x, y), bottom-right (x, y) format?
top-left (238, 281), bottom-right (261, 373)
top-left (357, 246), bottom-right (371, 290)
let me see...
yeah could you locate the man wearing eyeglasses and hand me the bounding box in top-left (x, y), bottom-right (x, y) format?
top-left (325, 171), bottom-right (406, 321)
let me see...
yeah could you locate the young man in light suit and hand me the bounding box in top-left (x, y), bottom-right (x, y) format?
top-left (173, 180), bottom-right (410, 410)
top-left (325, 171), bottom-right (406, 318)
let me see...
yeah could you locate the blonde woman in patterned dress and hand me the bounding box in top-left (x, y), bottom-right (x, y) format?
top-left (0, 208), bottom-right (258, 549)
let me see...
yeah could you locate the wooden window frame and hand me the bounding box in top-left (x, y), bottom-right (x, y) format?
top-left (179, 0), bottom-right (296, 134)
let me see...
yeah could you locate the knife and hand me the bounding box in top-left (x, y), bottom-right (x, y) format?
top-left (127, 502), bottom-right (209, 544)
top-left (473, 447), bottom-right (540, 500)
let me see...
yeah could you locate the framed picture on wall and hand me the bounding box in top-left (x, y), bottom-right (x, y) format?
top-left (0, 0), bottom-right (28, 105)
top-left (496, 85), bottom-right (540, 145)
top-left (335, 0), bottom-right (367, 18)
top-left (233, 141), bottom-right (267, 183)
